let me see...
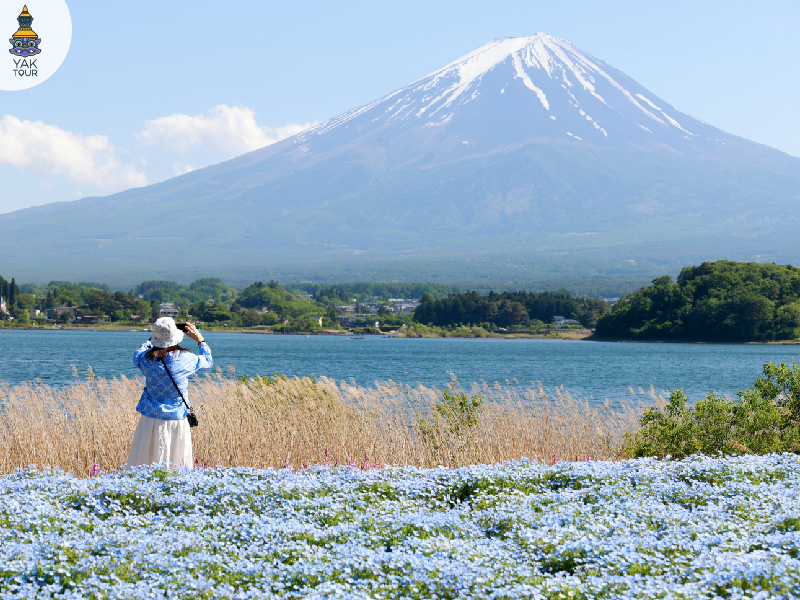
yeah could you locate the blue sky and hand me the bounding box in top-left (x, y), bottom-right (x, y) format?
top-left (1, 0), bottom-right (798, 213)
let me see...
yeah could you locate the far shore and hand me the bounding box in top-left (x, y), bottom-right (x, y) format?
top-left (3, 326), bottom-right (800, 344)
top-left (0, 324), bottom-right (594, 340)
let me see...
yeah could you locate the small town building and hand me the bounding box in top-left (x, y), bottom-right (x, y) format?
top-left (337, 316), bottom-right (358, 328)
top-left (552, 316), bottom-right (581, 327)
top-left (45, 306), bottom-right (78, 319)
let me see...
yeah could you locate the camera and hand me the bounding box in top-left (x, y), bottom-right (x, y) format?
top-left (176, 322), bottom-right (189, 332)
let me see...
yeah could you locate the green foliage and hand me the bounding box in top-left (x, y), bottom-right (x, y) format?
top-left (300, 282), bottom-right (465, 304)
top-left (449, 325), bottom-right (491, 338)
top-left (752, 361), bottom-right (800, 421)
top-left (16, 293), bottom-right (35, 308)
top-left (596, 260), bottom-right (800, 341)
top-left (625, 361), bottom-right (800, 459)
top-left (541, 547), bottom-right (589, 575)
top-left (414, 290), bottom-right (610, 329)
top-left (0, 277), bottom-right (158, 323)
top-left (776, 517), bottom-right (800, 532)
top-left (234, 281), bottom-right (323, 327)
top-left (132, 278), bottom-right (235, 305)
top-left (260, 312), bottom-right (279, 326)
top-left (190, 300), bottom-right (236, 324)
top-left (434, 389), bottom-right (483, 436)
top-left (238, 373), bottom-right (288, 386)
top-left (14, 307), bottom-right (30, 325)
top-left (241, 309), bottom-right (263, 327)
top-left (418, 389), bottom-right (483, 462)
top-left (350, 327), bottom-right (380, 335)
top-left (237, 280), bottom-right (292, 310)
top-left (0, 274), bottom-right (19, 310)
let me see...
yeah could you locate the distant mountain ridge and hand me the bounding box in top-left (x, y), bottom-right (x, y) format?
top-left (3, 34), bottom-right (799, 284)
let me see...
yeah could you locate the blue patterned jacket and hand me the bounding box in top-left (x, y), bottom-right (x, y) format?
top-left (133, 340), bottom-right (213, 420)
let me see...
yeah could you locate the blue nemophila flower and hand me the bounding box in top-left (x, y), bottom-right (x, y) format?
top-left (1, 456), bottom-right (800, 598)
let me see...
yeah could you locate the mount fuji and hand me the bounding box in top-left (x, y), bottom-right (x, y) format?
top-left (3, 34), bottom-right (800, 284)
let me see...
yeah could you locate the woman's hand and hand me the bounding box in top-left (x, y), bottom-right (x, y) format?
top-left (184, 322), bottom-right (205, 343)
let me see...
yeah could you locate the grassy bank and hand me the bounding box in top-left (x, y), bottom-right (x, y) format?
top-left (0, 374), bottom-right (643, 477)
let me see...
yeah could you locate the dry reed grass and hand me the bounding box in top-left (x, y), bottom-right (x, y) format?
top-left (0, 368), bottom-right (664, 477)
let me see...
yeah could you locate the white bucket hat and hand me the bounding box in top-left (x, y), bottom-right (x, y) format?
top-left (152, 317), bottom-right (184, 348)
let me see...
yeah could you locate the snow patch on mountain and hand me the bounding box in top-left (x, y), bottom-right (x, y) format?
top-left (636, 94), bottom-right (662, 111)
top-left (512, 53), bottom-right (549, 110)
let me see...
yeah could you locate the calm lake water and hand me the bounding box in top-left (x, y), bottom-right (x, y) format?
top-left (2, 329), bottom-right (800, 405)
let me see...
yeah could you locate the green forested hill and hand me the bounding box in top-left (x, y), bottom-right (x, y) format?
top-left (414, 290), bottom-right (611, 329)
top-left (595, 261), bottom-right (800, 341)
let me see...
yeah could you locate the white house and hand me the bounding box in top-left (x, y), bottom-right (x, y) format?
top-left (552, 316), bottom-right (581, 327)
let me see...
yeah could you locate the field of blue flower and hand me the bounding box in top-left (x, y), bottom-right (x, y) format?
top-left (2, 455), bottom-right (799, 599)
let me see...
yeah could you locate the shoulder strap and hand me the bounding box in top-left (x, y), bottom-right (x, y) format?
top-left (160, 357), bottom-right (192, 413)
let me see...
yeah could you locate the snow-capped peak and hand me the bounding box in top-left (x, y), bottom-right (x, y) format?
top-left (299, 34), bottom-right (716, 153)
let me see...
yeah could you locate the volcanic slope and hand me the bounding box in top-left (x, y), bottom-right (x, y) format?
top-left (3, 34), bottom-right (799, 283)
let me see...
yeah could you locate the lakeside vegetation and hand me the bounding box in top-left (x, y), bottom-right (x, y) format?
top-left (413, 290), bottom-right (610, 329)
top-left (596, 260), bottom-right (800, 341)
top-left (0, 274), bottom-right (602, 337)
top-left (6, 260), bottom-right (800, 341)
top-left (0, 373), bottom-right (638, 476)
top-left (3, 359), bottom-right (800, 477)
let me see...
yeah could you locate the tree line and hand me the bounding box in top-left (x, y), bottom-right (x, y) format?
top-left (305, 282), bottom-right (464, 304)
top-left (131, 278), bottom-right (236, 306)
top-left (0, 275), bottom-right (20, 308)
top-left (0, 277), bottom-right (155, 323)
top-left (595, 260), bottom-right (800, 341)
top-left (413, 290), bottom-right (611, 329)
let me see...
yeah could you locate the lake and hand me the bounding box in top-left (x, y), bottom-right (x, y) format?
top-left (2, 329), bottom-right (799, 405)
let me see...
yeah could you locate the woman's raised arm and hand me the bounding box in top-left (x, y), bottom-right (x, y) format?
top-left (133, 339), bottom-right (152, 369)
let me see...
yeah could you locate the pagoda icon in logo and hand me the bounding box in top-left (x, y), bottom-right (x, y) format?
top-left (9, 5), bottom-right (41, 57)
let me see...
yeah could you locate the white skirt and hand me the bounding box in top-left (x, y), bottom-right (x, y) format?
top-left (126, 414), bottom-right (194, 469)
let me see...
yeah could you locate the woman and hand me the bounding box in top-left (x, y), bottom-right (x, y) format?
top-left (126, 317), bottom-right (212, 468)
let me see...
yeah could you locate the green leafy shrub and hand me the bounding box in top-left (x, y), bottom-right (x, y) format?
top-left (625, 361), bottom-right (800, 458)
top-left (418, 389), bottom-right (483, 464)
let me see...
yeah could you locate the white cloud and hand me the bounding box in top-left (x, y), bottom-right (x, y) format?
top-left (0, 115), bottom-right (147, 191)
top-left (137, 105), bottom-right (314, 158)
top-left (173, 163), bottom-right (195, 176)
top-left (0, 106), bottom-right (315, 212)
